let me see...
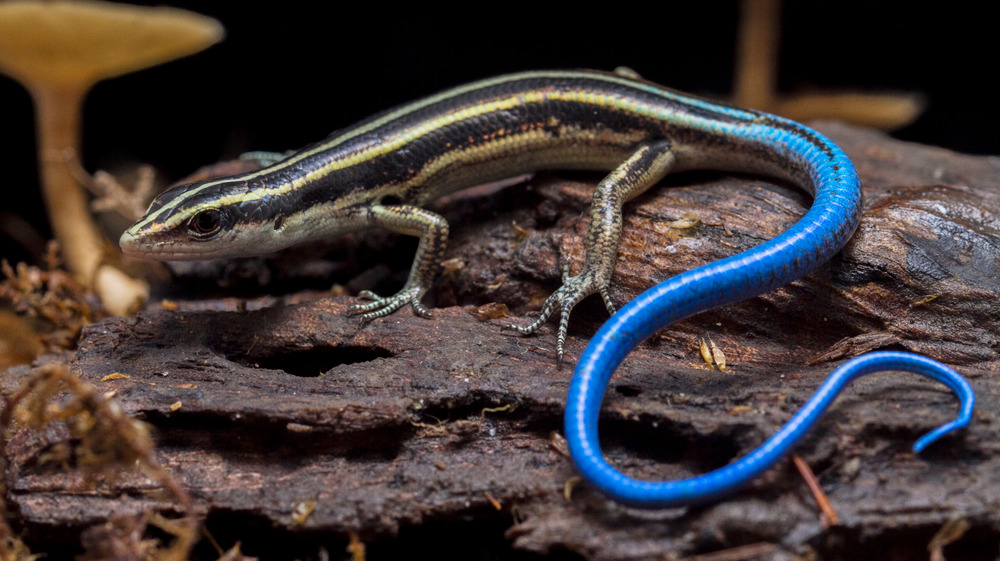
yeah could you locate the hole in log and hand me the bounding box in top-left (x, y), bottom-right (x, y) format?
top-left (229, 345), bottom-right (394, 377)
top-left (614, 384), bottom-right (642, 397)
top-left (600, 417), bottom-right (749, 471)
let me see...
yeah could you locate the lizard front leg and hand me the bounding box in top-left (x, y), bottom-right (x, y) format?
top-left (509, 140), bottom-right (677, 362)
top-left (350, 204), bottom-right (449, 321)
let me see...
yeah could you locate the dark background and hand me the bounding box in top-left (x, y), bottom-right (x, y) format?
top-left (0, 1), bottom-right (993, 266)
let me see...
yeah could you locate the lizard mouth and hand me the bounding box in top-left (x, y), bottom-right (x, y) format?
top-left (119, 229), bottom-right (215, 261)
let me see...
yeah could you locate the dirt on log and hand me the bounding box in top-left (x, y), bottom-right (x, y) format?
top-left (3, 122), bottom-right (999, 560)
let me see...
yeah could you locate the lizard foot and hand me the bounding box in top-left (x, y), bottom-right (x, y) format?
top-left (505, 271), bottom-right (615, 363)
top-left (350, 285), bottom-right (432, 322)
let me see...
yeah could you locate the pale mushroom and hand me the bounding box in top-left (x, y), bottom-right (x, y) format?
top-left (734, 0), bottom-right (923, 129)
top-left (0, 1), bottom-right (224, 315)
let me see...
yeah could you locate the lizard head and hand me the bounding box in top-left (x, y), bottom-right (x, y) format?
top-left (120, 175), bottom-right (293, 261)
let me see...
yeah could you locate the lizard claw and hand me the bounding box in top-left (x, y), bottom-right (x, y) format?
top-left (350, 285), bottom-right (432, 322)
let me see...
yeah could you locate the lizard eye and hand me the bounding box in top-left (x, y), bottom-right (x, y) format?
top-left (189, 209), bottom-right (222, 238)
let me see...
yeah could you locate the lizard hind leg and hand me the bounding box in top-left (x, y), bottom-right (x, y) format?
top-left (508, 140), bottom-right (677, 362)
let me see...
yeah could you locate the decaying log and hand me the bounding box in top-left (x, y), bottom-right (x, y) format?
top-left (4, 122), bottom-right (999, 560)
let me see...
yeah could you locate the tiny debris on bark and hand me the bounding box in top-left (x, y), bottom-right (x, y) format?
top-left (4, 123), bottom-right (999, 560)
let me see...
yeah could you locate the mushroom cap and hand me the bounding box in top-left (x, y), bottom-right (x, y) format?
top-left (0, 0), bottom-right (224, 89)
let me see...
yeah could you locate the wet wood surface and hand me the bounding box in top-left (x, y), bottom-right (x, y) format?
top-left (4, 122), bottom-right (999, 560)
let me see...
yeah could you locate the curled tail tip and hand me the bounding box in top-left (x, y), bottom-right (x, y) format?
top-left (912, 417), bottom-right (973, 454)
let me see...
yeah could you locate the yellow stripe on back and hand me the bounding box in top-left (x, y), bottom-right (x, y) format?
top-left (144, 70), bottom-right (748, 230)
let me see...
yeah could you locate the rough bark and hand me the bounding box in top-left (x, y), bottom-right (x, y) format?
top-left (4, 123), bottom-right (999, 560)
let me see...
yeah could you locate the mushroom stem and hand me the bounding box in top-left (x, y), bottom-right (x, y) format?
top-left (32, 83), bottom-right (98, 282)
top-left (31, 82), bottom-right (149, 314)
